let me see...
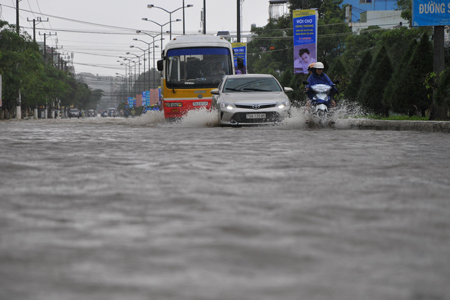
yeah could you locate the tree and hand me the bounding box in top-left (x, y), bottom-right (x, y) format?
top-left (405, 33), bottom-right (433, 116)
top-left (396, 0), bottom-right (412, 26)
top-left (383, 39), bottom-right (417, 114)
top-left (357, 46), bottom-right (393, 116)
top-left (346, 50), bottom-right (372, 102)
top-left (328, 57), bottom-right (349, 102)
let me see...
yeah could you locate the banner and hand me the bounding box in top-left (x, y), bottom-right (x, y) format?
top-left (143, 91), bottom-right (150, 107)
top-left (127, 97), bottom-right (135, 108)
top-left (293, 9), bottom-right (318, 75)
top-left (0, 74), bottom-right (2, 107)
top-left (412, 0), bottom-right (450, 26)
top-left (232, 43), bottom-right (247, 74)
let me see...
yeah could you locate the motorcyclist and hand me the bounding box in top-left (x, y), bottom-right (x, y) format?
top-left (306, 62), bottom-right (337, 108)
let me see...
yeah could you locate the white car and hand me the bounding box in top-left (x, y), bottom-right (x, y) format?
top-left (211, 74), bottom-right (293, 126)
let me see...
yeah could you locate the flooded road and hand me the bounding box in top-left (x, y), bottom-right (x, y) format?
top-left (1, 111), bottom-right (450, 300)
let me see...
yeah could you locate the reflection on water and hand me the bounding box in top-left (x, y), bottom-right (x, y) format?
top-left (1, 112), bottom-right (449, 300)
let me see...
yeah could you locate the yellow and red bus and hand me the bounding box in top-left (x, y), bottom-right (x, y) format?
top-left (157, 35), bottom-right (235, 120)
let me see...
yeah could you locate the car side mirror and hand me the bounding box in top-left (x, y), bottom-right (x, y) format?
top-left (283, 87), bottom-right (294, 93)
top-left (211, 89), bottom-right (219, 95)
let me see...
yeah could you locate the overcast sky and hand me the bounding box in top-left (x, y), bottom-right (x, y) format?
top-left (0, 0), bottom-right (272, 77)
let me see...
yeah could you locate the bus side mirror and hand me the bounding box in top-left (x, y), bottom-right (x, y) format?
top-left (157, 60), bottom-right (164, 72)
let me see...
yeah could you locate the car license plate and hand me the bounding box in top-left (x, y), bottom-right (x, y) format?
top-left (193, 101), bottom-right (208, 106)
top-left (246, 113), bottom-right (266, 119)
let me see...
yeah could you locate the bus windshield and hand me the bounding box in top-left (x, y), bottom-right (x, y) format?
top-left (166, 47), bottom-right (232, 89)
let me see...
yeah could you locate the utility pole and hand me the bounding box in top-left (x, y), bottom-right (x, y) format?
top-left (16, 0), bottom-right (19, 34)
top-left (203, 0), bottom-right (206, 34)
top-left (27, 17), bottom-right (49, 42)
top-left (430, 26), bottom-right (446, 120)
top-left (16, 0), bottom-right (20, 119)
top-left (237, 0), bottom-right (241, 43)
top-left (39, 32), bottom-right (56, 62)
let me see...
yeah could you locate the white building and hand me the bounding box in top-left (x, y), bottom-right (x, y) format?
top-left (349, 10), bottom-right (410, 33)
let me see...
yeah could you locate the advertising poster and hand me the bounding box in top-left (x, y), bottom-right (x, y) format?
top-left (412, 0), bottom-right (450, 26)
top-left (143, 91), bottom-right (150, 107)
top-left (232, 43), bottom-right (247, 74)
top-left (150, 89), bottom-right (159, 106)
top-left (127, 97), bottom-right (135, 108)
top-left (136, 94), bottom-right (143, 107)
top-left (293, 9), bottom-right (318, 75)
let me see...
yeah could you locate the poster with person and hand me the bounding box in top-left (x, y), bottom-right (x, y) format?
top-left (293, 9), bottom-right (318, 74)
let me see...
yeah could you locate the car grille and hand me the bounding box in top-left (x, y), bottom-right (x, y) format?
top-left (232, 112), bottom-right (281, 123)
top-left (235, 103), bottom-right (277, 109)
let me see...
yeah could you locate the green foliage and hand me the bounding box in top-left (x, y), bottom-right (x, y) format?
top-left (0, 20), bottom-right (102, 117)
top-left (396, 0), bottom-right (412, 26)
top-left (403, 32), bottom-right (433, 116)
top-left (347, 50), bottom-right (372, 102)
top-left (383, 39), bottom-right (417, 113)
top-left (357, 46), bottom-right (393, 116)
top-left (328, 58), bottom-right (349, 102)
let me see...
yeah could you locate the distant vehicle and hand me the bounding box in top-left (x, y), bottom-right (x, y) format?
top-left (101, 110), bottom-right (108, 117)
top-left (88, 109), bottom-right (96, 117)
top-left (211, 74), bottom-right (292, 126)
top-left (108, 108), bottom-right (117, 117)
top-left (68, 108), bottom-right (80, 118)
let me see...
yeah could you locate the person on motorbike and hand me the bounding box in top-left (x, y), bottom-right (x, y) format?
top-left (305, 62), bottom-right (337, 108)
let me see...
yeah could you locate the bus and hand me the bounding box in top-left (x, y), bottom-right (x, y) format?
top-left (157, 35), bottom-right (235, 120)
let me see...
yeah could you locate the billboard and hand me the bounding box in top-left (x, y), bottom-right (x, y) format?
top-left (413, 0), bottom-right (450, 26)
top-left (293, 9), bottom-right (318, 75)
top-left (232, 43), bottom-right (247, 74)
top-left (143, 91), bottom-right (150, 107)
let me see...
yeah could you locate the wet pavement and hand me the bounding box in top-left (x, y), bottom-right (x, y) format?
top-left (1, 110), bottom-right (450, 300)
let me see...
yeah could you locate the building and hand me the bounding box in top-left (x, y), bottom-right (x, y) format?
top-left (349, 10), bottom-right (409, 32)
top-left (76, 73), bottom-right (123, 110)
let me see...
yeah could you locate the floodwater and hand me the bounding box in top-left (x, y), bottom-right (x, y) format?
top-left (1, 109), bottom-right (450, 300)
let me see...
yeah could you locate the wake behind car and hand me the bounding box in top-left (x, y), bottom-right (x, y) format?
top-left (211, 74), bottom-right (293, 126)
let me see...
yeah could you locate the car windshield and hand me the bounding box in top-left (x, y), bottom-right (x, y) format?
top-left (223, 77), bottom-right (282, 92)
top-left (166, 47), bottom-right (233, 89)
top-left (70, 109), bottom-right (78, 112)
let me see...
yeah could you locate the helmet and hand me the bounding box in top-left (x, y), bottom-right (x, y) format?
top-left (314, 62), bottom-right (324, 69)
top-left (307, 62), bottom-right (315, 71)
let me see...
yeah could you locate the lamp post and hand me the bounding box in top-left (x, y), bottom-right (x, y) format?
top-left (133, 38), bottom-right (161, 89)
top-left (130, 46), bottom-right (147, 92)
top-left (147, 3), bottom-right (193, 38)
top-left (126, 53), bottom-right (142, 97)
top-left (142, 18), bottom-right (181, 50)
top-left (121, 58), bottom-right (137, 97)
top-left (115, 73), bottom-right (127, 104)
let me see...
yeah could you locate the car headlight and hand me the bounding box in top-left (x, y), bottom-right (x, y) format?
top-left (220, 102), bottom-right (235, 110)
top-left (276, 101), bottom-right (290, 109)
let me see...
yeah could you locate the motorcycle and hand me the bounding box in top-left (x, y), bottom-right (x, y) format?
top-left (303, 81), bottom-right (338, 120)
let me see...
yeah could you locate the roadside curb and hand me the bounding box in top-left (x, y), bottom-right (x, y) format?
top-left (336, 119), bottom-right (450, 133)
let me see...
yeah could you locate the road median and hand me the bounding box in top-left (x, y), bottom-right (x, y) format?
top-left (334, 119), bottom-right (450, 133)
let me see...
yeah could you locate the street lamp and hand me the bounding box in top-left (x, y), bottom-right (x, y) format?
top-left (133, 38), bottom-right (162, 89)
top-left (135, 33), bottom-right (163, 91)
top-left (126, 52), bottom-right (143, 96)
top-left (121, 58), bottom-right (138, 97)
top-left (142, 18), bottom-right (181, 50)
top-left (147, 3), bottom-right (193, 38)
top-left (130, 46), bottom-right (147, 92)
top-left (116, 73), bottom-right (127, 103)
